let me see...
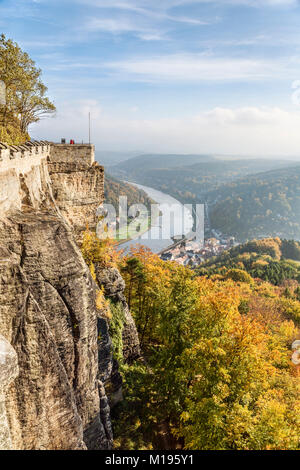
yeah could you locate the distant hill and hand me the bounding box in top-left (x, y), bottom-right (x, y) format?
top-left (105, 174), bottom-right (154, 211)
top-left (95, 151), bottom-right (143, 167)
top-left (110, 153), bottom-right (300, 240)
top-left (209, 165), bottom-right (300, 241)
top-left (110, 154), bottom-right (294, 204)
top-left (197, 238), bottom-right (300, 287)
top-left (110, 153), bottom-right (215, 179)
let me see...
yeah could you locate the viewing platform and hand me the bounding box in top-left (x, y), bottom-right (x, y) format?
top-left (49, 143), bottom-right (95, 166)
top-left (0, 141), bottom-right (96, 172)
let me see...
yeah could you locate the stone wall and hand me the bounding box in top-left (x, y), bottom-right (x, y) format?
top-left (0, 142), bottom-right (52, 215)
top-left (49, 144), bottom-right (95, 166)
top-left (0, 213), bottom-right (113, 450)
top-left (0, 141), bottom-right (50, 172)
top-left (0, 142), bottom-right (104, 235)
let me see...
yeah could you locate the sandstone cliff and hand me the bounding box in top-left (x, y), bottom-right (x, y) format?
top-left (48, 144), bottom-right (104, 238)
top-left (0, 141), bottom-right (140, 450)
top-left (95, 266), bottom-right (140, 363)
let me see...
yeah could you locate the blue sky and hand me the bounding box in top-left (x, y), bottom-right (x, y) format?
top-left (2, 0), bottom-right (300, 155)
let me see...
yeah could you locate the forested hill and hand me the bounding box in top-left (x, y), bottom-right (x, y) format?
top-left (105, 174), bottom-right (154, 211)
top-left (112, 153), bottom-right (215, 177)
top-left (95, 151), bottom-right (142, 167)
top-left (197, 238), bottom-right (300, 286)
top-left (209, 165), bottom-right (300, 241)
top-left (110, 154), bottom-right (292, 204)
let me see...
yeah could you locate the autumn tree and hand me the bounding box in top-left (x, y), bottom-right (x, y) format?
top-left (80, 232), bottom-right (300, 450)
top-left (0, 34), bottom-right (55, 136)
top-left (121, 246), bottom-right (188, 348)
top-left (177, 278), bottom-right (300, 450)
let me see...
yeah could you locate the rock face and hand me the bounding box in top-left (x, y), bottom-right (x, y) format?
top-left (0, 213), bottom-right (113, 449)
top-left (48, 161), bottom-right (104, 237)
top-left (48, 144), bottom-right (104, 238)
top-left (95, 266), bottom-right (141, 364)
top-left (0, 142), bottom-right (124, 450)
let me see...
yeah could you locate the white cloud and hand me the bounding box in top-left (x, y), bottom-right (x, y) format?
top-left (31, 102), bottom-right (300, 156)
top-left (79, 0), bottom-right (295, 40)
top-left (94, 1), bottom-right (209, 23)
top-left (105, 53), bottom-right (291, 82)
top-left (42, 52), bottom-right (293, 83)
top-left (81, 4), bottom-right (211, 41)
top-left (86, 18), bottom-right (142, 33)
top-left (137, 32), bottom-right (167, 41)
top-left (84, 17), bottom-right (168, 40)
top-left (70, 0), bottom-right (298, 43)
top-left (78, 0), bottom-right (214, 40)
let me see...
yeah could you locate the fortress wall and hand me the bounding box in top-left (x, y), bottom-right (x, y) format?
top-left (0, 142), bottom-right (103, 227)
top-left (0, 142), bottom-right (50, 174)
top-left (0, 142), bottom-right (52, 216)
top-left (49, 144), bottom-right (95, 165)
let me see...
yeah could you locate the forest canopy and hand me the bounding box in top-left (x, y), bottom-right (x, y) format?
top-left (105, 174), bottom-right (154, 213)
top-left (209, 166), bottom-right (300, 241)
top-left (197, 238), bottom-right (300, 288)
top-left (81, 235), bottom-right (300, 450)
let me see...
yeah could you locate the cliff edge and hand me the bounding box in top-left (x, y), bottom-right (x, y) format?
top-left (0, 141), bottom-right (140, 450)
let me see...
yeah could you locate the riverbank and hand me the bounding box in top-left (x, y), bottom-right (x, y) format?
top-left (118, 182), bottom-right (194, 254)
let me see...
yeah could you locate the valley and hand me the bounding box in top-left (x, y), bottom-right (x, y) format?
top-left (110, 153), bottom-right (300, 243)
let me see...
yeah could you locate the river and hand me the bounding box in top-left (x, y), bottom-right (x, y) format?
top-left (119, 182), bottom-right (194, 254)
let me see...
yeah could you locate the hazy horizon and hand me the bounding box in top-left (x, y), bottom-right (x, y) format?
top-left (97, 150), bottom-right (300, 163)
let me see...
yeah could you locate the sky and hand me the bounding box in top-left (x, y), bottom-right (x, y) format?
top-left (2, 0), bottom-right (300, 156)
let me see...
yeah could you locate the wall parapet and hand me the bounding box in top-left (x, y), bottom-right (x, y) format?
top-left (50, 144), bottom-right (95, 166)
top-left (0, 141), bottom-right (51, 172)
top-left (0, 142), bottom-right (96, 171)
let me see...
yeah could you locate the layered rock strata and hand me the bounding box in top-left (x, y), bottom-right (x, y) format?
top-left (0, 141), bottom-right (123, 450)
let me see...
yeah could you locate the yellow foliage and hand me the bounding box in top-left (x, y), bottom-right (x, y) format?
top-left (96, 288), bottom-right (111, 319)
top-left (81, 229), bottom-right (120, 268)
top-left (252, 259), bottom-right (269, 268)
top-left (79, 236), bottom-right (300, 450)
top-left (0, 123), bottom-right (29, 145)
